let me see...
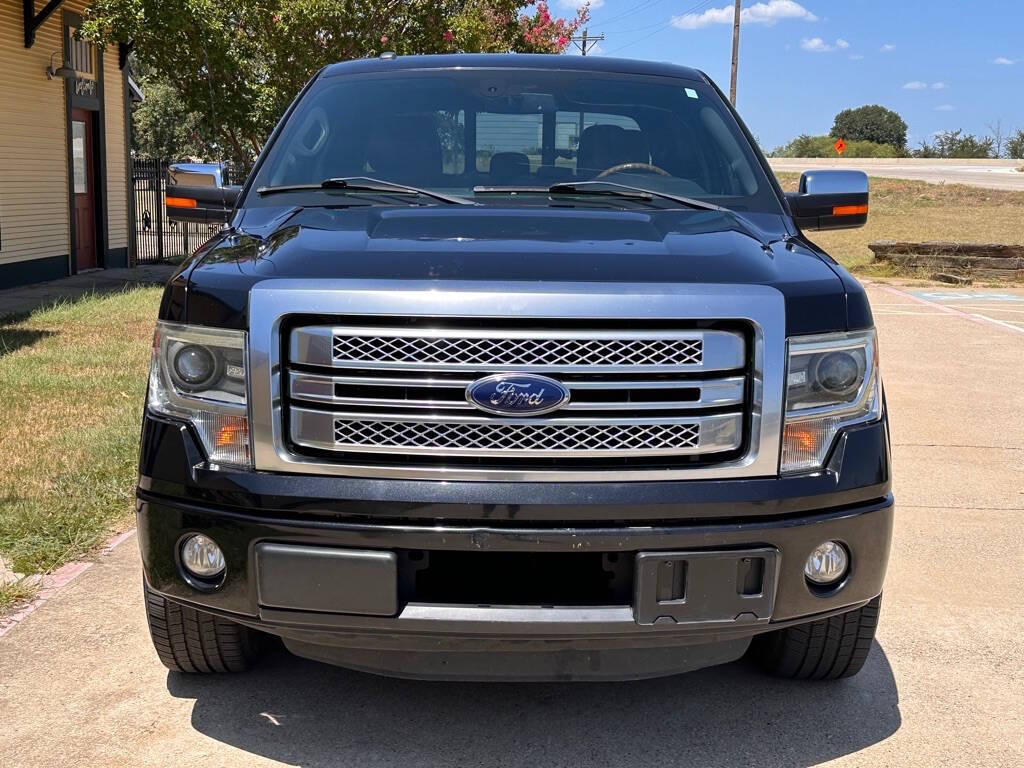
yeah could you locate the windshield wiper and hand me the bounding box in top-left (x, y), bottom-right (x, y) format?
top-left (257, 176), bottom-right (477, 205)
top-left (473, 181), bottom-right (721, 209)
top-left (547, 181), bottom-right (725, 211)
top-left (549, 181), bottom-right (771, 248)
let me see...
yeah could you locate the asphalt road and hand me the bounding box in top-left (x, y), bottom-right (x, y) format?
top-left (1, 283), bottom-right (1022, 767)
top-left (769, 158), bottom-right (1024, 191)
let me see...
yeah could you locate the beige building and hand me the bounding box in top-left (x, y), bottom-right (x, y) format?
top-left (0, 1), bottom-right (131, 289)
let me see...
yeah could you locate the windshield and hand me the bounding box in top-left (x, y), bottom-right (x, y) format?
top-left (247, 68), bottom-right (780, 213)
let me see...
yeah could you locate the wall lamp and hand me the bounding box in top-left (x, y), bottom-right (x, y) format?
top-left (46, 52), bottom-right (75, 80)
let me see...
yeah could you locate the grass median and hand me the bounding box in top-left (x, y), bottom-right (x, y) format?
top-left (774, 173), bottom-right (1024, 275)
top-left (0, 287), bottom-right (161, 613)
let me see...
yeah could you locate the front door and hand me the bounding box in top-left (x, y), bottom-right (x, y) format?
top-left (71, 108), bottom-right (97, 270)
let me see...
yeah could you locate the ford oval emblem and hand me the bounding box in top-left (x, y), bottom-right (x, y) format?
top-left (466, 374), bottom-right (571, 417)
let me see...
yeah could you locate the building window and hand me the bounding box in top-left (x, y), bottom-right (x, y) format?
top-left (68, 32), bottom-right (95, 77)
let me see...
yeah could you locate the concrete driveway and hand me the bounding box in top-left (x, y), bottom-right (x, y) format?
top-left (769, 158), bottom-right (1024, 191)
top-left (1, 283), bottom-right (1022, 767)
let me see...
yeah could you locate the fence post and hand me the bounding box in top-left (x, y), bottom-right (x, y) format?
top-left (155, 158), bottom-right (164, 262)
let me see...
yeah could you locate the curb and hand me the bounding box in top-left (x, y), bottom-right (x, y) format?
top-left (0, 528), bottom-right (137, 639)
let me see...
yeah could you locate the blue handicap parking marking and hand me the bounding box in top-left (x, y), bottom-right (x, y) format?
top-left (911, 290), bottom-right (1024, 302)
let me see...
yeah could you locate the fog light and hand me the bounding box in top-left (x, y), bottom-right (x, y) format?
top-left (180, 534), bottom-right (225, 579)
top-left (804, 540), bottom-right (848, 586)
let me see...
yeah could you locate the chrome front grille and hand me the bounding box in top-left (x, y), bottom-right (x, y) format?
top-left (248, 281), bottom-right (787, 482)
top-left (285, 323), bottom-right (749, 468)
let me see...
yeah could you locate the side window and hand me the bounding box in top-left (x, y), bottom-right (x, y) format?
top-left (698, 107), bottom-right (758, 195)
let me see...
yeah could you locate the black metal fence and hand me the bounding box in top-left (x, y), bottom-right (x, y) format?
top-left (131, 158), bottom-right (223, 263)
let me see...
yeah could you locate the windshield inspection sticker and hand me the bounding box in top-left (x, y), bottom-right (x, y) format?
top-left (911, 291), bottom-right (1024, 302)
top-left (685, 88), bottom-right (699, 99)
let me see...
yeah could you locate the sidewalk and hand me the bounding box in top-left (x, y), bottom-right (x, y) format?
top-left (0, 264), bottom-right (177, 319)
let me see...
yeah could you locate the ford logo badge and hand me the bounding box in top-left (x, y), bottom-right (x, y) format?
top-left (466, 374), bottom-right (571, 417)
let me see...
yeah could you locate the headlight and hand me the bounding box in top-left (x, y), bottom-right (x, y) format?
top-left (147, 322), bottom-right (250, 467)
top-left (781, 329), bottom-right (881, 473)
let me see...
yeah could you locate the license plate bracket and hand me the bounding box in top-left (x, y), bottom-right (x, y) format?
top-left (634, 548), bottom-right (779, 626)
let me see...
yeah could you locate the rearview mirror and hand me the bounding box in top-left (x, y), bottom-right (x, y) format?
top-left (166, 162), bottom-right (240, 225)
top-left (786, 170), bottom-right (868, 231)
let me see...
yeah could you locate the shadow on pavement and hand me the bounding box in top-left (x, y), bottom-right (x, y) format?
top-left (168, 640), bottom-right (900, 767)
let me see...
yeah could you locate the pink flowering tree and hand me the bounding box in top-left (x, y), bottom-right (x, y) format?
top-left (447, 1), bottom-right (588, 54)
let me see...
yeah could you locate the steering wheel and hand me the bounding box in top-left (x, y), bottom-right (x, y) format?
top-left (594, 162), bottom-right (671, 179)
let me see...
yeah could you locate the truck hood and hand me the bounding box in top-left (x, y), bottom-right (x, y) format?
top-left (175, 205), bottom-right (864, 334)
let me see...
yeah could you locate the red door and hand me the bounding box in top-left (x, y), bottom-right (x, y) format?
top-left (71, 108), bottom-right (97, 270)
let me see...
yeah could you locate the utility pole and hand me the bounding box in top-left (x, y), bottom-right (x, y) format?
top-left (571, 28), bottom-right (604, 56)
top-left (729, 0), bottom-right (741, 105)
top-left (571, 27), bottom-right (605, 148)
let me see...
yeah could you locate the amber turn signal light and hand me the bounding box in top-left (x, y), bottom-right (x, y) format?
top-left (832, 204), bottom-right (868, 216)
top-left (215, 419), bottom-right (248, 448)
top-left (165, 196), bottom-right (197, 208)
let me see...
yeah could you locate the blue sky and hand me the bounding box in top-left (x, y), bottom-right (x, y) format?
top-left (562, 0), bottom-right (1024, 150)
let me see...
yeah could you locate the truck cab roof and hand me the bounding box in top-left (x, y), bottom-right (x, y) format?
top-left (320, 53), bottom-right (706, 83)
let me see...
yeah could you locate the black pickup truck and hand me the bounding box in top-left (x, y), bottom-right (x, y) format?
top-left (143, 54), bottom-right (891, 682)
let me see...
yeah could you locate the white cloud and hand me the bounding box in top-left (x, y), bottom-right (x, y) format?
top-left (931, 82), bottom-right (947, 90)
top-left (801, 37), bottom-right (850, 53)
top-left (672, 0), bottom-right (816, 31)
top-left (558, 0), bottom-right (603, 8)
top-left (992, 56), bottom-right (1015, 65)
top-left (934, 104), bottom-right (955, 111)
top-left (902, 81), bottom-right (927, 90)
top-left (880, 43), bottom-right (896, 52)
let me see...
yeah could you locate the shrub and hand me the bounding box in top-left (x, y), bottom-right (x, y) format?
top-left (770, 134), bottom-right (903, 158)
top-left (831, 105), bottom-right (908, 149)
top-left (914, 130), bottom-right (995, 159)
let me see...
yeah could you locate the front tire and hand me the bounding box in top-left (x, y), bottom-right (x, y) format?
top-left (144, 584), bottom-right (262, 673)
top-left (750, 595), bottom-right (881, 680)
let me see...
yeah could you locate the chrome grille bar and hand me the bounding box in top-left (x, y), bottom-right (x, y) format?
top-left (288, 371), bottom-right (745, 411)
top-left (290, 327), bottom-right (745, 373)
top-left (290, 408), bottom-right (742, 457)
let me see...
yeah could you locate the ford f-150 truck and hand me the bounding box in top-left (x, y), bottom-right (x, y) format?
top-left (142, 54), bottom-right (891, 682)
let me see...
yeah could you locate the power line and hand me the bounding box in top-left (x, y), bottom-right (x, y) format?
top-left (601, 0), bottom-right (716, 57)
top-left (592, 0), bottom-right (673, 28)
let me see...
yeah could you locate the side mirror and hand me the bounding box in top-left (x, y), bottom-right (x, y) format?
top-left (786, 170), bottom-right (868, 231)
top-left (166, 162), bottom-right (240, 225)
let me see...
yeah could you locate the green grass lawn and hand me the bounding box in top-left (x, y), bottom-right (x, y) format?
top-left (0, 287), bottom-right (161, 613)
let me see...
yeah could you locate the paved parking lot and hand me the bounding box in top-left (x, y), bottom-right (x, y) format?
top-left (1, 282), bottom-right (1022, 767)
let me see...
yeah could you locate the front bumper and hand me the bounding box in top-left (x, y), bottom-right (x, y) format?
top-left (138, 413), bottom-right (892, 680)
top-left (138, 494), bottom-right (892, 680)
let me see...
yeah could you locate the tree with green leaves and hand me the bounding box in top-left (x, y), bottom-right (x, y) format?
top-left (81, 1), bottom-right (588, 170)
top-left (131, 75), bottom-right (212, 161)
top-left (830, 105), bottom-right (908, 150)
top-left (1005, 129), bottom-right (1024, 160)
